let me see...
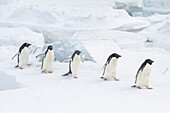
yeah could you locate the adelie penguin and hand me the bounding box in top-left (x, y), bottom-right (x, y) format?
top-left (61, 50), bottom-right (84, 79)
top-left (36, 45), bottom-right (56, 73)
top-left (12, 42), bottom-right (32, 69)
top-left (101, 53), bottom-right (121, 81)
top-left (132, 59), bottom-right (154, 89)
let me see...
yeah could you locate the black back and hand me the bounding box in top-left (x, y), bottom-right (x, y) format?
top-left (134, 59), bottom-right (154, 84)
top-left (19, 43), bottom-right (31, 53)
top-left (71, 50), bottom-right (81, 61)
top-left (102, 53), bottom-right (121, 76)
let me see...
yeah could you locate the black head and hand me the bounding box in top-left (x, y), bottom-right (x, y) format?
top-left (23, 43), bottom-right (31, 47)
top-left (110, 53), bottom-right (121, 59)
top-left (74, 50), bottom-right (81, 55)
top-left (47, 45), bottom-right (53, 50)
top-left (145, 59), bottom-right (154, 65)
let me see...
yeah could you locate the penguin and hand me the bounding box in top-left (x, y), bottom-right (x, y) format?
top-left (61, 50), bottom-right (84, 79)
top-left (132, 59), bottom-right (154, 89)
top-left (36, 45), bottom-right (55, 73)
top-left (101, 53), bottom-right (121, 81)
top-left (12, 42), bottom-right (32, 69)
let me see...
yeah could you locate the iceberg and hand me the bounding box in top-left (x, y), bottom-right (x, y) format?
top-left (115, 0), bottom-right (170, 17)
top-left (38, 39), bottom-right (95, 62)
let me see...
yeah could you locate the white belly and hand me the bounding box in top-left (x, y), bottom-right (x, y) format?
top-left (136, 64), bottom-right (152, 86)
top-left (71, 55), bottom-right (81, 75)
top-left (42, 50), bottom-right (54, 72)
top-left (19, 47), bottom-right (29, 67)
top-left (104, 58), bottom-right (117, 78)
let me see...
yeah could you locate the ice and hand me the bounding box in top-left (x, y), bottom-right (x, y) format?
top-left (139, 16), bottom-right (170, 52)
top-left (143, 0), bottom-right (170, 9)
top-left (0, 27), bottom-right (45, 46)
top-left (37, 39), bottom-right (95, 62)
top-left (115, 0), bottom-right (170, 16)
top-left (0, 70), bottom-right (20, 91)
top-left (0, 0), bottom-right (150, 32)
top-left (74, 30), bottom-right (147, 49)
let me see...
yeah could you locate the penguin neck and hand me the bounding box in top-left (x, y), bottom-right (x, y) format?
top-left (46, 50), bottom-right (54, 57)
top-left (21, 47), bottom-right (28, 54)
top-left (144, 63), bottom-right (152, 71)
top-left (73, 54), bottom-right (80, 60)
top-left (110, 57), bottom-right (117, 63)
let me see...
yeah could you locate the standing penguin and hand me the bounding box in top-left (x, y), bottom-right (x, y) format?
top-left (36, 45), bottom-right (55, 73)
top-left (12, 42), bottom-right (32, 69)
top-left (61, 50), bottom-right (84, 79)
top-left (132, 59), bottom-right (154, 89)
top-left (101, 53), bottom-right (121, 81)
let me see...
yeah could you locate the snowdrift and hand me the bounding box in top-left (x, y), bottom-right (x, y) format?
top-left (0, 27), bottom-right (44, 46)
top-left (0, 70), bottom-right (20, 91)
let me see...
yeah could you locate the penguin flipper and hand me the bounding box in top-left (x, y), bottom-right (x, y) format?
top-left (80, 58), bottom-right (84, 63)
top-left (36, 53), bottom-right (45, 58)
top-left (12, 52), bottom-right (19, 60)
top-left (61, 58), bottom-right (71, 63)
top-left (54, 56), bottom-right (57, 60)
top-left (102, 62), bottom-right (108, 76)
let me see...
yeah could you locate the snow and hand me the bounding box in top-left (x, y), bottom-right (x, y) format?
top-left (0, 48), bottom-right (170, 113)
top-left (0, 0), bottom-right (170, 113)
top-left (0, 27), bottom-right (44, 46)
top-left (0, 70), bottom-right (20, 91)
top-left (139, 14), bottom-right (170, 52)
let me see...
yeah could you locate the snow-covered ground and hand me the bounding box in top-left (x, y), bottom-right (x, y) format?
top-left (0, 0), bottom-right (170, 113)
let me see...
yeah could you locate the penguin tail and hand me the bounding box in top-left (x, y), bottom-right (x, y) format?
top-left (15, 65), bottom-right (19, 68)
top-left (131, 85), bottom-right (136, 88)
top-left (62, 72), bottom-right (71, 76)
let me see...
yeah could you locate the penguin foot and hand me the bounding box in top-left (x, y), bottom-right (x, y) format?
top-left (146, 86), bottom-right (153, 90)
top-left (114, 78), bottom-right (119, 81)
top-left (19, 67), bottom-right (23, 69)
top-left (48, 71), bottom-right (53, 73)
top-left (74, 76), bottom-right (78, 79)
top-left (137, 86), bottom-right (142, 89)
top-left (27, 64), bottom-right (31, 66)
top-left (104, 78), bottom-right (107, 81)
top-left (42, 70), bottom-right (47, 73)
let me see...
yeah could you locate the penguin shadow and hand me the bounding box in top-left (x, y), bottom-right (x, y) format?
top-left (59, 75), bottom-right (78, 80)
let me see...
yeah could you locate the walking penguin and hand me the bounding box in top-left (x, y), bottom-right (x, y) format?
top-left (62, 50), bottom-right (84, 79)
top-left (12, 42), bottom-right (32, 69)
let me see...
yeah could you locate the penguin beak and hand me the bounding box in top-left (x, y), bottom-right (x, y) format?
top-left (118, 55), bottom-right (122, 58)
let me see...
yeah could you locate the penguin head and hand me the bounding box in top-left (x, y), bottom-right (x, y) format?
top-left (111, 53), bottom-right (121, 59)
top-left (23, 43), bottom-right (32, 47)
top-left (47, 45), bottom-right (53, 51)
top-left (145, 59), bottom-right (154, 65)
top-left (75, 50), bottom-right (81, 55)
